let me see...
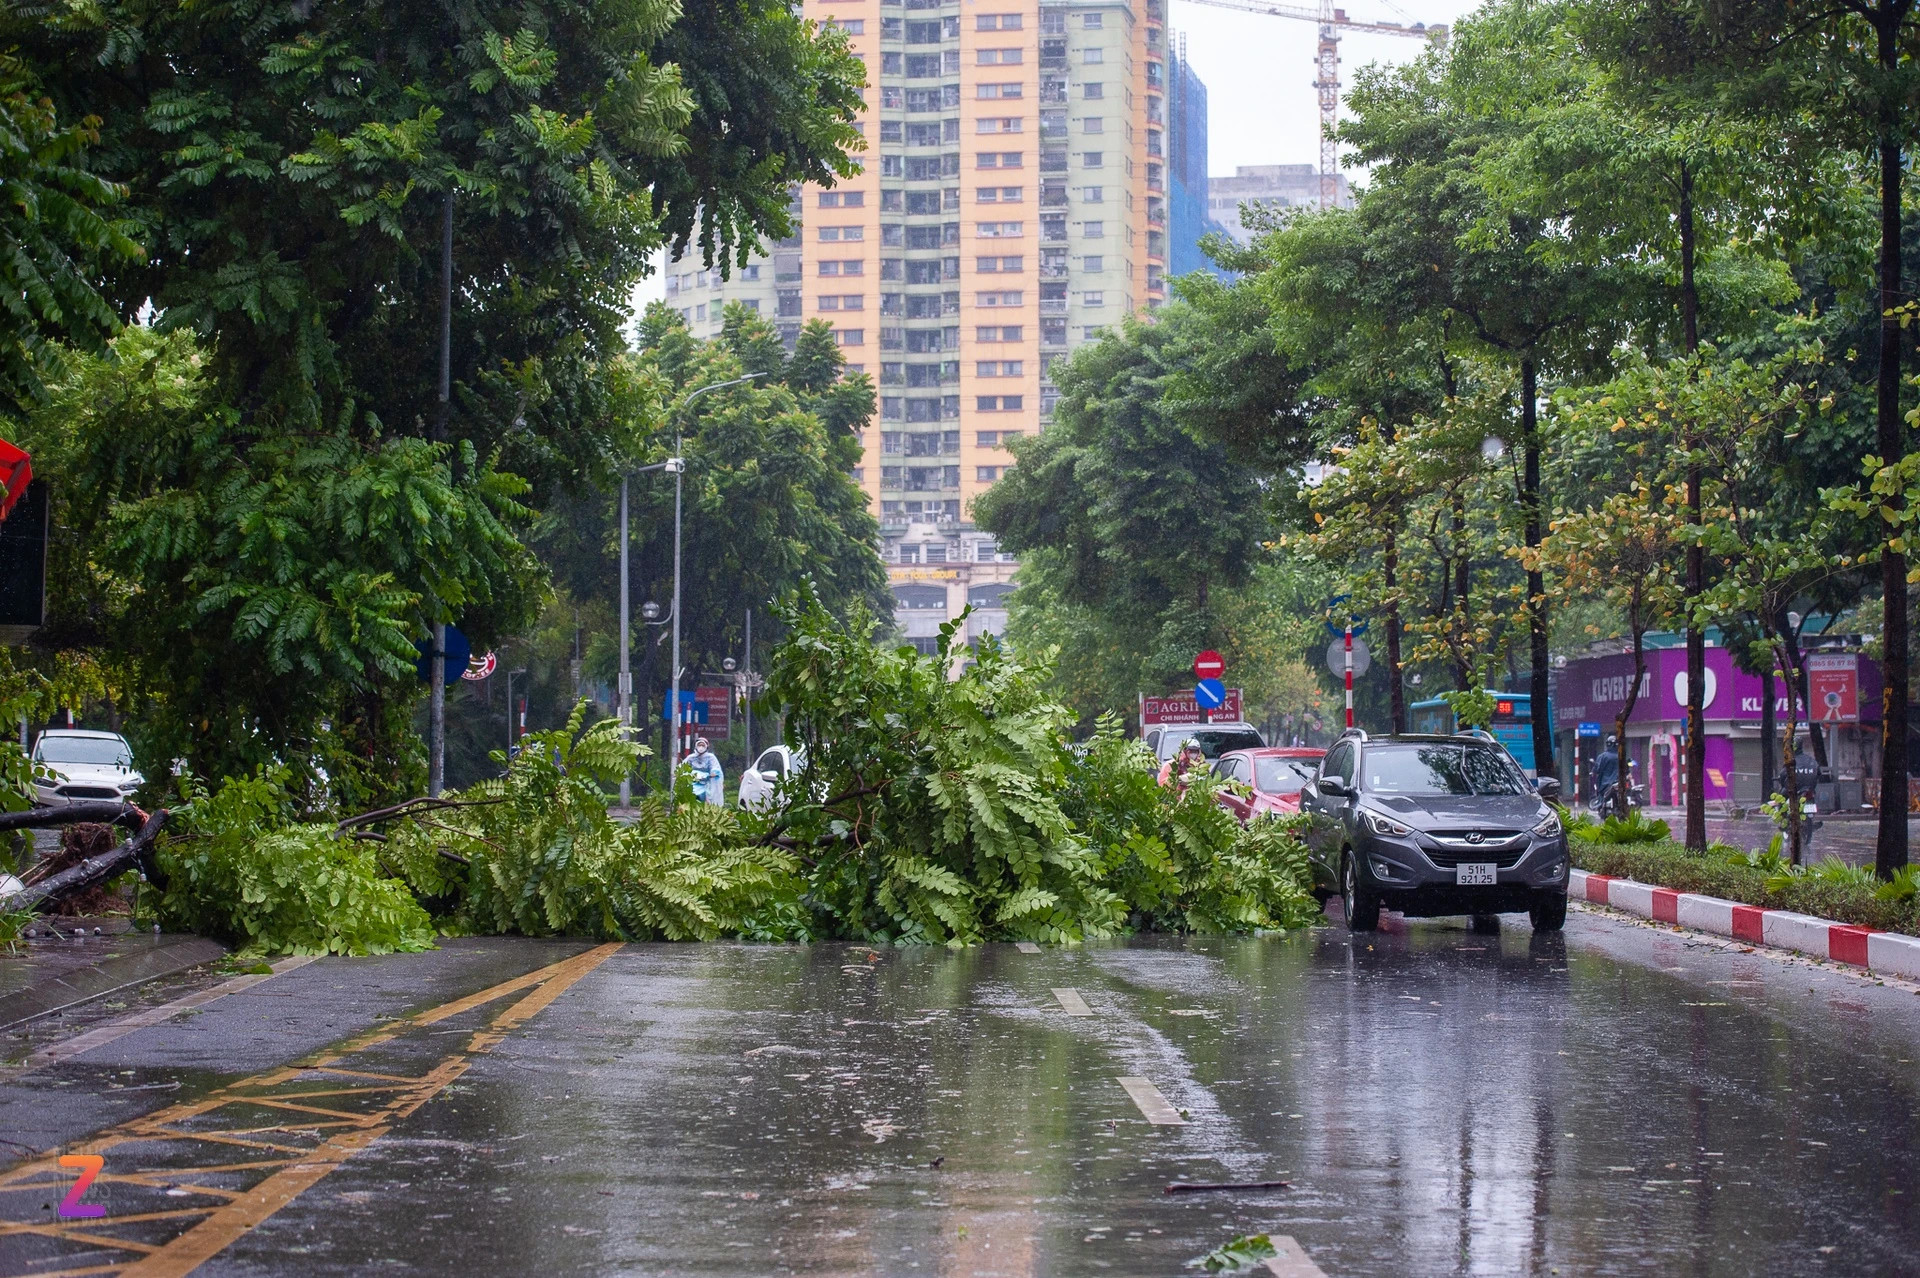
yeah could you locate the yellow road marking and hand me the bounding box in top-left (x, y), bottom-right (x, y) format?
top-left (0, 942), bottom-right (620, 1277)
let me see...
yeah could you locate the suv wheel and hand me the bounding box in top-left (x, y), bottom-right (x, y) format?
top-left (1342, 852), bottom-right (1380, 932)
top-left (1529, 889), bottom-right (1568, 932)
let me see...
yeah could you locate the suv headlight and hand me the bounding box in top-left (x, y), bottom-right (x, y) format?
top-left (1532, 810), bottom-right (1562, 837)
top-left (1362, 808), bottom-right (1412, 837)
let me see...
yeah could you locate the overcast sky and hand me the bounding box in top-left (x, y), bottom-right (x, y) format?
top-left (1172, 0), bottom-right (1487, 178)
top-left (634, 0), bottom-right (1489, 310)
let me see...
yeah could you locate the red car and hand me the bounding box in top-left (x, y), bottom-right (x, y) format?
top-left (1213, 747), bottom-right (1326, 822)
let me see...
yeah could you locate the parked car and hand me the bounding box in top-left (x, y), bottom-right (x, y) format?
top-left (32, 729), bottom-right (143, 807)
top-left (1143, 723), bottom-right (1265, 766)
top-left (737, 744), bottom-right (805, 811)
top-left (1213, 747), bottom-right (1325, 821)
top-left (1298, 730), bottom-right (1568, 933)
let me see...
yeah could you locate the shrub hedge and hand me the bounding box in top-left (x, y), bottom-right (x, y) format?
top-left (1570, 837), bottom-right (1920, 937)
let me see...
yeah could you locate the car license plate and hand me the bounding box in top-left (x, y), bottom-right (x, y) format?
top-left (1455, 863), bottom-right (1497, 886)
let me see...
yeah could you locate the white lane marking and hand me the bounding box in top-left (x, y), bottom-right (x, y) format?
top-left (23, 956), bottom-right (317, 1069)
top-left (1014, 942), bottom-right (1042, 954)
top-left (1052, 987), bottom-right (1092, 1017)
top-left (1264, 1235), bottom-right (1329, 1277)
top-left (1117, 1075), bottom-right (1186, 1125)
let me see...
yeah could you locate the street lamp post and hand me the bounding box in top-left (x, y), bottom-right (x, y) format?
top-left (504, 667), bottom-right (528, 759)
top-left (618, 372), bottom-right (766, 804)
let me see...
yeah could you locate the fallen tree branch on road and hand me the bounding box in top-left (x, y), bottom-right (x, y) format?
top-left (0, 809), bottom-right (169, 912)
top-left (336, 794), bottom-right (511, 834)
top-left (0, 802), bottom-right (148, 833)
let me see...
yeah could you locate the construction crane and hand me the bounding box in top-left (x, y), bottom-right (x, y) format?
top-left (1175, 1), bottom-right (1448, 207)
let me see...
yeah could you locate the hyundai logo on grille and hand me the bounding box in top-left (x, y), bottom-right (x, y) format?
top-left (1464, 832), bottom-right (1485, 845)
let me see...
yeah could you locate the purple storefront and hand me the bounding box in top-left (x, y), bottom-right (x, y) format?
top-left (1551, 647), bottom-right (1880, 806)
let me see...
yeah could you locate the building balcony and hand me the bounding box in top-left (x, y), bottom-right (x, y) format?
top-left (1040, 298), bottom-right (1067, 315)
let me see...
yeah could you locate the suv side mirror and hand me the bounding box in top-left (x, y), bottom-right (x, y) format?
top-left (1319, 775), bottom-right (1347, 797)
top-left (1534, 777), bottom-right (1561, 800)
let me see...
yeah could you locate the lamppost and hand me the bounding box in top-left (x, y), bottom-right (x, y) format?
top-left (504, 667), bottom-right (528, 760)
top-left (618, 372), bottom-right (766, 804)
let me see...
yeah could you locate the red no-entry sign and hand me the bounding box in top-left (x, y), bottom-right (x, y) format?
top-left (1193, 650), bottom-right (1225, 680)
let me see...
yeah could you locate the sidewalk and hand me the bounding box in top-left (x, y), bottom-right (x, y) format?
top-left (0, 932), bottom-right (227, 1032)
top-left (1638, 806), bottom-right (1920, 867)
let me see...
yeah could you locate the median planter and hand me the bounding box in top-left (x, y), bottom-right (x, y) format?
top-left (1569, 837), bottom-right (1920, 938)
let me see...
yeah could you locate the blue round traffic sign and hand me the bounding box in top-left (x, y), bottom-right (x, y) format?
top-left (1194, 678), bottom-right (1226, 709)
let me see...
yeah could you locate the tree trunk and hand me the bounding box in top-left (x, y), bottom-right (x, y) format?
top-left (1618, 626), bottom-right (1648, 821)
top-left (1760, 659), bottom-right (1776, 811)
top-left (1874, 10), bottom-right (1910, 879)
top-left (1680, 160), bottom-right (1708, 852)
top-left (1451, 490), bottom-right (1471, 691)
top-left (1521, 358), bottom-right (1554, 778)
top-left (1385, 528), bottom-right (1406, 733)
top-left (1777, 640), bottom-right (1806, 865)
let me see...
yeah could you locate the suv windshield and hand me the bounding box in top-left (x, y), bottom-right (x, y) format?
top-left (37, 736), bottom-right (132, 767)
top-left (1255, 757), bottom-right (1317, 795)
top-left (1361, 743), bottom-right (1529, 796)
top-left (1163, 728), bottom-right (1263, 761)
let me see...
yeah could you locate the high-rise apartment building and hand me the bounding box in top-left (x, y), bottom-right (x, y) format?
top-left (667, 0), bottom-right (1165, 652)
top-left (1208, 163), bottom-right (1351, 245)
top-left (1166, 30), bottom-right (1227, 281)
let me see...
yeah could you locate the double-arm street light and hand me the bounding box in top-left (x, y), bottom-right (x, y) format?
top-left (618, 371), bottom-right (767, 805)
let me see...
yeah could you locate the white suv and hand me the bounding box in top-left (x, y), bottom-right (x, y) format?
top-left (32, 730), bottom-right (144, 807)
top-left (737, 745), bottom-right (805, 811)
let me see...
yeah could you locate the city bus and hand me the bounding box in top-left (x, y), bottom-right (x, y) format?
top-left (1408, 691), bottom-right (1543, 775)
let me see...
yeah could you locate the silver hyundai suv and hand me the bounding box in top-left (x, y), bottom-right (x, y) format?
top-left (1299, 731), bottom-right (1569, 933)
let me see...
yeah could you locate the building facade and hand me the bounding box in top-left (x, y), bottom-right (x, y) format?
top-left (1208, 163), bottom-right (1350, 245)
top-left (667, 0), bottom-right (1165, 652)
top-left (1551, 646), bottom-right (1881, 807)
top-left (1165, 31), bottom-right (1226, 281)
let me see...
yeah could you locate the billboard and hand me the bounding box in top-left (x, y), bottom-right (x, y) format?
top-left (1141, 689), bottom-right (1244, 726)
top-left (1806, 653), bottom-right (1858, 722)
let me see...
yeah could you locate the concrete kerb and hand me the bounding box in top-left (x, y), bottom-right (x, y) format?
top-left (1570, 868), bottom-right (1920, 981)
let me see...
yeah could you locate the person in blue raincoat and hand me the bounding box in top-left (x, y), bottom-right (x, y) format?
top-left (687, 737), bottom-right (725, 805)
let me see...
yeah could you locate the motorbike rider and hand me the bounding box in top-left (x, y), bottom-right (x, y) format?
top-left (1592, 735), bottom-right (1621, 811)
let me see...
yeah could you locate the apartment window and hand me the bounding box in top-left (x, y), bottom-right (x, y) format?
top-left (1083, 82), bottom-right (1104, 99)
top-left (882, 51), bottom-right (903, 73)
top-left (1082, 325), bottom-right (1106, 340)
top-left (1001, 428), bottom-right (1024, 441)
top-left (1082, 12), bottom-right (1104, 26)
top-left (998, 396), bottom-right (1024, 411)
top-left (827, 18), bottom-right (865, 33)
top-left (836, 329), bottom-right (865, 346)
top-left (977, 221), bottom-right (1023, 237)
top-left (818, 226), bottom-right (866, 241)
top-left (1082, 220), bottom-right (1105, 237)
top-left (1042, 11), bottom-right (1066, 33)
top-left (976, 360), bottom-right (1024, 376)
top-left (821, 191), bottom-right (865, 208)
top-left (1081, 290), bottom-right (1105, 306)
top-left (975, 325), bottom-right (1024, 341)
top-left (819, 260), bottom-right (865, 276)
top-left (976, 13), bottom-right (1022, 28)
top-left (881, 120), bottom-right (903, 142)
top-left (979, 84), bottom-right (1023, 100)
top-left (976, 186), bottom-right (1020, 202)
top-left (1081, 117), bottom-right (1105, 134)
top-left (976, 151), bottom-right (1024, 169)
top-left (1082, 187), bottom-right (1104, 203)
top-left (977, 466), bottom-right (1002, 482)
top-left (898, 543), bottom-right (919, 563)
top-left (740, 299), bottom-right (761, 313)
top-left (881, 191), bottom-right (905, 214)
top-left (976, 290), bottom-right (1023, 306)
top-left (818, 295), bottom-right (866, 311)
top-left (977, 117), bottom-right (1024, 134)
top-left (976, 256), bottom-right (1024, 272)
top-left (977, 430), bottom-right (1000, 444)
top-left (977, 48), bottom-right (1024, 64)
top-left (1082, 152), bottom-right (1104, 167)
top-left (1082, 48), bottom-right (1103, 64)
top-left (1082, 254), bottom-right (1103, 270)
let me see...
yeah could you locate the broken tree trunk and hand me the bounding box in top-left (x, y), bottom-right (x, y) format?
top-left (1, 809), bottom-right (169, 913)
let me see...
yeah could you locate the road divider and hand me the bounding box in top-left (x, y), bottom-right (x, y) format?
top-left (1571, 869), bottom-right (1920, 980)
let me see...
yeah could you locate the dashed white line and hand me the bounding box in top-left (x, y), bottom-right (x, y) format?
top-left (1117, 1075), bottom-right (1186, 1125)
top-left (1014, 942), bottom-right (1042, 954)
top-left (1052, 987), bottom-right (1092, 1017)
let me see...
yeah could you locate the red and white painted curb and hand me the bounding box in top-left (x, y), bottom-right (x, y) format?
top-left (1571, 868), bottom-right (1920, 982)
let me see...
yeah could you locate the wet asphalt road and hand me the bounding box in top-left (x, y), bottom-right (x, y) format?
top-left (3, 907), bottom-right (1919, 1277)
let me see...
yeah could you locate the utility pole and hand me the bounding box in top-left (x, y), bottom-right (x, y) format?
top-left (618, 473), bottom-right (632, 807)
top-left (428, 190), bottom-right (453, 798)
top-left (744, 607), bottom-right (753, 759)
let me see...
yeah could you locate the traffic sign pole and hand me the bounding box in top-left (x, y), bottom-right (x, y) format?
top-left (1344, 626), bottom-right (1354, 730)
